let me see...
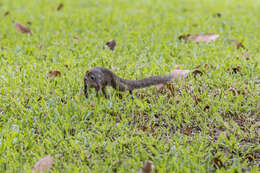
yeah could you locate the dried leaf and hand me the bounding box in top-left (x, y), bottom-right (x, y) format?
top-left (231, 40), bottom-right (246, 49)
top-left (16, 22), bottom-right (32, 34)
top-left (73, 36), bottom-right (81, 40)
top-left (61, 98), bottom-right (67, 104)
top-left (32, 155), bottom-right (54, 173)
top-left (47, 71), bottom-right (61, 78)
top-left (192, 69), bottom-right (203, 76)
top-left (245, 153), bottom-right (256, 162)
top-left (194, 96), bottom-right (202, 104)
top-left (138, 161), bottom-right (154, 173)
top-left (140, 125), bottom-right (148, 132)
top-left (4, 11), bottom-right (9, 16)
top-left (37, 97), bottom-right (42, 102)
top-left (166, 83), bottom-right (175, 96)
top-left (106, 40), bottom-right (116, 50)
top-left (203, 64), bottom-right (216, 70)
top-left (204, 105), bottom-right (210, 111)
top-left (179, 34), bottom-right (219, 43)
top-left (156, 67), bottom-right (197, 91)
top-left (34, 128), bottom-right (40, 136)
top-left (170, 69), bottom-right (191, 78)
top-left (213, 157), bottom-right (224, 169)
top-left (182, 127), bottom-right (193, 135)
top-left (228, 87), bottom-right (237, 96)
top-left (64, 64), bottom-right (69, 69)
top-left (57, 3), bottom-right (63, 11)
top-left (231, 66), bottom-right (241, 74)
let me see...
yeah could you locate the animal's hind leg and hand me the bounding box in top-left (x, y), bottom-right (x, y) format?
top-left (84, 84), bottom-right (88, 98)
top-left (102, 87), bottom-right (108, 98)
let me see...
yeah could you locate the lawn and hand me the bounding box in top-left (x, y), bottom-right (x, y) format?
top-left (0, 0), bottom-right (259, 172)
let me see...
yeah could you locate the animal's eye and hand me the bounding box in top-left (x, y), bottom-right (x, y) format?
top-left (90, 75), bottom-right (95, 80)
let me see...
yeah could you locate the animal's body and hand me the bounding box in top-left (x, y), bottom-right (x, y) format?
top-left (84, 67), bottom-right (173, 98)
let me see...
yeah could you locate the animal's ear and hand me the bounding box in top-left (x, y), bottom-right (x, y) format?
top-left (85, 70), bottom-right (90, 76)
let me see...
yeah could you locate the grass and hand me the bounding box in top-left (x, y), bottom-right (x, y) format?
top-left (0, 0), bottom-right (260, 172)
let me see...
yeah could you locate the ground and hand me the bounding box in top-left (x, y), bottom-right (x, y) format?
top-left (0, 0), bottom-right (259, 172)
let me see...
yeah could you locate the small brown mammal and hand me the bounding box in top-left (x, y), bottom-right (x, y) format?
top-left (84, 67), bottom-right (173, 98)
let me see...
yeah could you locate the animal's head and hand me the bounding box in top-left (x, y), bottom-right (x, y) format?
top-left (84, 69), bottom-right (103, 89)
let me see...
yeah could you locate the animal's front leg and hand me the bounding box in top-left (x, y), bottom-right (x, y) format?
top-left (102, 87), bottom-right (108, 98)
top-left (84, 83), bottom-right (88, 98)
top-left (95, 86), bottom-right (100, 97)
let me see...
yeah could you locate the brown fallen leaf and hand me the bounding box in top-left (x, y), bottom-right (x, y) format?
top-left (166, 83), bottom-right (175, 96)
top-left (32, 155), bottom-right (54, 173)
top-left (231, 66), bottom-right (241, 74)
top-left (156, 69), bottom-right (190, 91)
top-left (37, 96), bottom-right (42, 102)
top-left (57, 3), bottom-right (63, 11)
top-left (192, 68), bottom-right (203, 76)
top-left (193, 96), bottom-right (202, 104)
top-left (179, 34), bottom-right (219, 43)
top-left (204, 105), bottom-right (210, 111)
top-left (231, 40), bottom-right (246, 49)
top-left (157, 67), bottom-right (202, 91)
top-left (61, 98), bottom-right (67, 104)
top-left (213, 157), bottom-right (224, 169)
top-left (228, 87), bottom-right (237, 96)
top-left (138, 161), bottom-right (154, 173)
top-left (4, 11), bottom-right (9, 16)
top-left (73, 36), bottom-right (81, 40)
top-left (106, 40), bottom-right (116, 50)
top-left (170, 69), bottom-right (191, 78)
top-left (182, 127), bottom-right (193, 135)
top-left (34, 128), bottom-right (40, 136)
top-left (16, 22), bottom-right (32, 34)
top-left (47, 71), bottom-right (61, 78)
top-left (139, 125), bottom-right (148, 132)
top-left (64, 64), bottom-right (69, 69)
top-left (195, 64), bottom-right (215, 71)
top-left (203, 64), bottom-right (216, 70)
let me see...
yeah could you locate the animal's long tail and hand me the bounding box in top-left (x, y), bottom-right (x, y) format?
top-left (122, 75), bottom-right (172, 90)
